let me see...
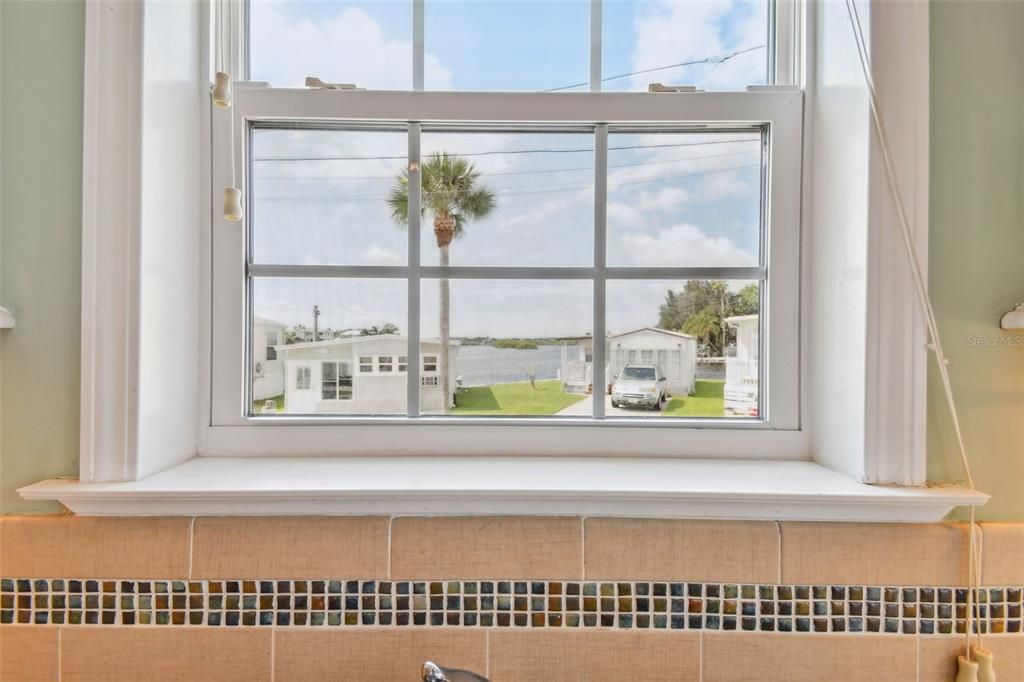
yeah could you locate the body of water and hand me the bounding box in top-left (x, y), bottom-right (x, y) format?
top-left (455, 345), bottom-right (564, 387)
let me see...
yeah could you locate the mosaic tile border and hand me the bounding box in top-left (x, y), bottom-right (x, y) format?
top-left (2, 579), bottom-right (1022, 635)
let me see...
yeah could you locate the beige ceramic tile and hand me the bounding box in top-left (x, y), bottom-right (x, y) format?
top-left (0, 626), bottom-right (59, 682)
top-left (61, 627), bottom-right (272, 682)
top-left (191, 516), bottom-right (389, 579)
top-left (980, 523), bottom-right (1024, 585)
top-left (780, 522), bottom-right (971, 586)
top-left (488, 629), bottom-right (700, 682)
top-left (584, 518), bottom-right (779, 583)
top-left (919, 635), bottom-right (1024, 682)
top-left (391, 517), bottom-right (583, 580)
top-left (275, 629), bottom-right (486, 682)
top-left (703, 632), bottom-right (915, 682)
top-left (0, 516), bottom-right (191, 578)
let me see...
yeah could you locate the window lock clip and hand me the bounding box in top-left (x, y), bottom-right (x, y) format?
top-left (305, 76), bottom-right (364, 91)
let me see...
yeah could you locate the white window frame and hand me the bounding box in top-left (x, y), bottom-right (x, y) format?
top-left (209, 86), bottom-right (803, 457)
top-left (295, 366), bottom-right (311, 390)
top-left (24, 0), bottom-right (988, 520)
top-left (359, 356), bottom-right (373, 373)
top-left (378, 356), bottom-right (394, 373)
top-left (206, 2), bottom-right (803, 457)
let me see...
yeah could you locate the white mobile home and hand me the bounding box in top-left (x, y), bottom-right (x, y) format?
top-left (724, 314), bottom-right (759, 416)
top-left (252, 316), bottom-right (286, 401)
top-left (607, 327), bottom-right (697, 396)
top-left (277, 336), bottom-right (459, 415)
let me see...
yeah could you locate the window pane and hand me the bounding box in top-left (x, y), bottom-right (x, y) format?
top-left (249, 1), bottom-right (413, 89)
top-left (606, 130), bottom-right (762, 267)
top-left (425, 1), bottom-right (589, 91)
top-left (421, 279), bottom-right (592, 416)
top-left (606, 279), bottom-right (761, 418)
top-left (602, 0), bottom-right (770, 92)
top-left (251, 277), bottom-right (407, 415)
top-left (419, 129), bottom-right (594, 266)
top-left (251, 126), bottom-right (409, 266)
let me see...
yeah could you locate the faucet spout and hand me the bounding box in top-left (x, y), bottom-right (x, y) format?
top-left (422, 661), bottom-right (490, 682)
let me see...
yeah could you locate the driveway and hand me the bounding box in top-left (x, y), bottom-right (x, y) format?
top-left (555, 393), bottom-right (666, 417)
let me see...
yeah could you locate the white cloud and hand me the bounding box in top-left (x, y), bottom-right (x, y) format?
top-left (628, 1), bottom-right (767, 92)
top-left (359, 245), bottom-right (404, 265)
top-left (615, 223), bottom-right (755, 267)
top-left (250, 5), bottom-right (452, 90)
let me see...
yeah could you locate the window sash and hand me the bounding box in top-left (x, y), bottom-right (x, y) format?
top-left (210, 87), bottom-right (801, 449)
top-left (240, 0), bottom-right (792, 92)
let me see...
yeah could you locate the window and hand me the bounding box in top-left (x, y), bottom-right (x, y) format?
top-left (211, 0), bottom-right (800, 441)
top-left (321, 362), bottom-right (353, 400)
top-left (50, 0), bottom-right (960, 516)
top-left (421, 376), bottom-right (438, 387)
top-left (265, 332), bottom-right (278, 360)
top-left (296, 366), bottom-right (311, 390)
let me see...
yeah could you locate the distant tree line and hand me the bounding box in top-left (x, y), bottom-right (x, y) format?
top-left (283, 322), bottom-right (400, 344)
top-left (658, 281), bottom-right (759, 356)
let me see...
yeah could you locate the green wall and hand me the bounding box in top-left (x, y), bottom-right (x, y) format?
top-left (1, 0), bottom-right (84, 513)
top-left (927, 0), bottom-right (1024, 520)
top-left (1, 1), bottom-right (1021, 518)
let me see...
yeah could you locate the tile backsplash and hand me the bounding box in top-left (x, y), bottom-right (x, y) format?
top-left (2, 577), bottom-right (1022, 635)
top-left (0, 516), bottom-right (1021, 682)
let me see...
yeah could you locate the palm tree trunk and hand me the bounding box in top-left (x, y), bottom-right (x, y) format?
top-left (439, 245), bottom-right (451, 414)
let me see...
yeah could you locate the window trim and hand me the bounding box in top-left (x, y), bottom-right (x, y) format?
top-left (58, 0), bottom-right (962, 520)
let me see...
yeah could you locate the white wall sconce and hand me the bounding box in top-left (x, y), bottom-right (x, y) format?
top-left (0, 305), bottom-right (14, 329)
top-left (1001, 303), bottom-right (1024, 330)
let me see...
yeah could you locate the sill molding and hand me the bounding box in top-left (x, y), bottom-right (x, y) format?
top-left (19, 457), bottom-right (986, 521)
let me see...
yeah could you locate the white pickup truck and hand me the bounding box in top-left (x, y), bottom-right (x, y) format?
top-left (610, 363), bottom-right (668, 411)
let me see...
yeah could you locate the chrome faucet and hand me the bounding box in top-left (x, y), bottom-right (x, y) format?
top-left (421, 661), bottom-right (489, 682)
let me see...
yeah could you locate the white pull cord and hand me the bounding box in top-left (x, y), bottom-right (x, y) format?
top-left (842, 1), bottom-right (988, 673)
top-left (216, 0), bottom-right (242, 221)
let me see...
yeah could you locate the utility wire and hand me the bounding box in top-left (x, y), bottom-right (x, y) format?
top-left (255, 163), bottom-right (759, 202)
top-left (544, 44), bottom-right (767, 92)
top-left (253, 137), bottom-right (759, 162)
top-left (253, 148), bottom-right (760, 182)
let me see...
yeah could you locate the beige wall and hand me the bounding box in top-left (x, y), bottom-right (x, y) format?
top-left (1, 1), bottom-right (1022, 519)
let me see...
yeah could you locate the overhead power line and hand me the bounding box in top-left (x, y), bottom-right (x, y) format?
top-left (255, 163), bottom-right (760, 203)
top-left (253, 148), bottom-right (760, 183)
top-left (544, 44), bottom-right (767, 92)
top-left (253, 136), bottom-right (759, 163)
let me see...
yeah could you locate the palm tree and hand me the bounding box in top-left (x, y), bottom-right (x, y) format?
top-left (387, 152), bottom-right (496, 413)
top-left (360, 323), bottom-right (400, 336)
top-left (682, 308), bottom-right (720, 356)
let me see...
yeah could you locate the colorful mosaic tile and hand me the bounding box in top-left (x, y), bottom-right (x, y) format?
top-left (1, 578), bottom-right (1021, 634)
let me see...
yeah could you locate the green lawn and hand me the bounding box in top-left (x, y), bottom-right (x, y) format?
top-left (662, 380), bottom-right (725, 417)
top-left (453, 380), bottom-right (586, 416)
top-left (252, 394), bottom-right (285, 414)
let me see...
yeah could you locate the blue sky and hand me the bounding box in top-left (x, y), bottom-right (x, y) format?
top-left (247, 1), bottom-right (768, 337)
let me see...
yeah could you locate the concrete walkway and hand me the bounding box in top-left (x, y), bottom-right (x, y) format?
top-left (556, 393), bottom-right (666, 417)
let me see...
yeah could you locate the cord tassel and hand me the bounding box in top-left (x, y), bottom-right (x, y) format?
top-left (223, 187), bottom-right (243, 222)
top-left (972, 646), bottom-right (996, 682)
top-left (213, 71), bottom-right (232, 108)
top-left (956, 655), bottom-right (979, 682)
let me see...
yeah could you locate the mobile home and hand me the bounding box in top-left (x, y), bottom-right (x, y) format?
top-left (277, 336), bottom-right (459, 415)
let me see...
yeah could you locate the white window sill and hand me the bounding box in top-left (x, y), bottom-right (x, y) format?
top-left (19, 457), bottom-right (986, 521)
